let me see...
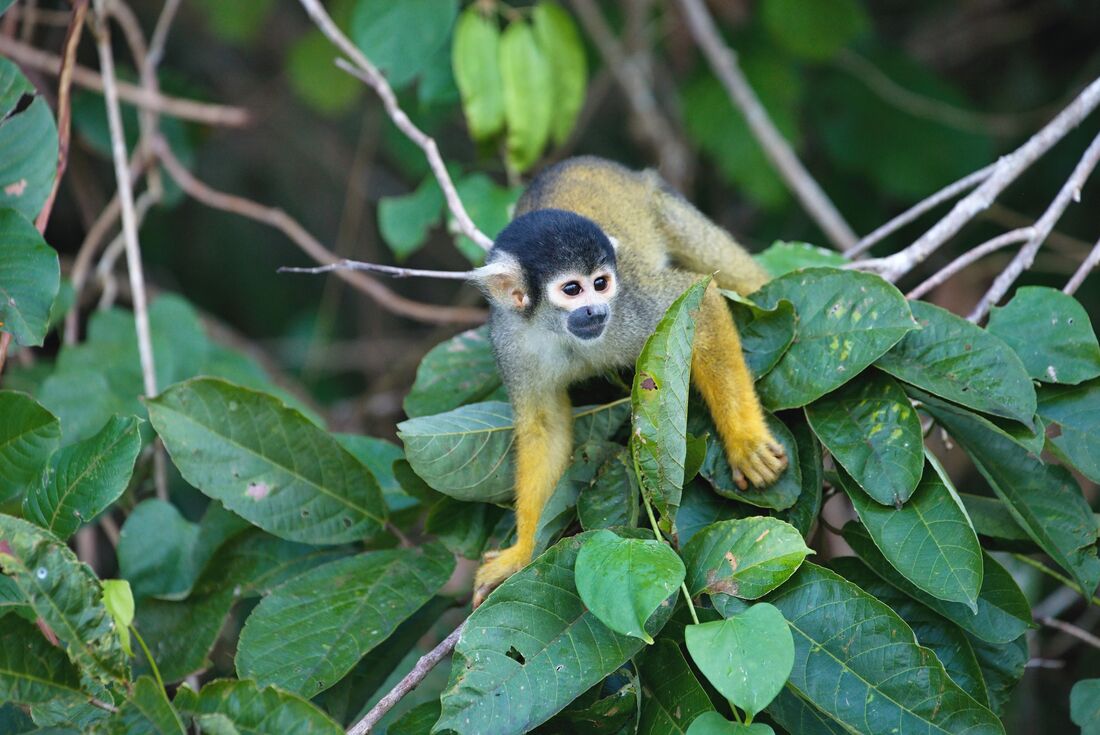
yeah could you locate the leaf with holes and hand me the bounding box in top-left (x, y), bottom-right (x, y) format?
top-left (683, 517), bottom-right (811, 599)
top-left (1037, 378), bottom-right (1100, 484)
top-left (0, 616), bottom-right (86, 707)
top-left (0, 59), bottom-right (58, 220)
top-left (0, 208), bottom-right (60, 347)
top-left (0, 390), bottom-right (59, 504)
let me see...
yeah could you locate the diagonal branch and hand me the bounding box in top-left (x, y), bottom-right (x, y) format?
top-left (1064, 235), bottom-right (1100, 296)
top-left (906, 228), bottom-right (1034, 300)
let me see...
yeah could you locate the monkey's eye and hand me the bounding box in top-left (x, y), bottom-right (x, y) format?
top-left (562, 281), bottom-right (582, 296)
top-left (593, 276), bottom-right (609, 292)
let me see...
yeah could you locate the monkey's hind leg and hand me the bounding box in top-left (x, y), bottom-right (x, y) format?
top-left (692, 289), bottom-right (787, 488)
top-left (473, 389), bottom-right (573, 606)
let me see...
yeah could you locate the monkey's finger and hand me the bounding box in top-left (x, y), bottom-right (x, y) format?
top-left (733, 469), bottom-right (748, 490)
top-left (472, 585), bottom-right (492, 609)
top-left (767, 442), bottom-right (786, 459)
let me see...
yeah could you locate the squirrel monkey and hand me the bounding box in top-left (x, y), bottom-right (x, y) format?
top-left (470, 157), bottom-right (786, 603)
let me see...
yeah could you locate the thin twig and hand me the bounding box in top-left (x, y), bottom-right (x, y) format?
top-left (89, 697), bottom-right (119, 713)
top-left (347, 621), bottom-right (466, 735)
top-left (34, 0), bottom-right (88, 233)
top-left (858, 75), bottom-right (1100, 282)
top-left (847, 164), bottom-right (994, 257)
top-left (92, 1), bottom-right (165, 500)
top-left (969, 129), bottom-right (1100, 322)
top-left (1039, 616), bottom-right (1100, 650)
top-left (153, 139), bottom-right (486, 325)
top-left (676, 0), bottom-right (857, 250)
top-left (146, 0), bottom-right (182, 69)
top-left (295, 0), bottom-right (492, 252)
top-left (1065, 235), bottom-right (1100, 296)
top-left (906, 228), bottom-right (1034, 299)
top-left (279, 260), bottom-right (474, 280)
top-left (0, 34), bottom-right (250, 126)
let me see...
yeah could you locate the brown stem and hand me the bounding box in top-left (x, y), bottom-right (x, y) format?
top-left (1064, 236), bottom-right (1100, 296)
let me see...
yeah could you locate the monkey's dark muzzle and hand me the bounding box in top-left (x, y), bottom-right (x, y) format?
top-left (568, 304), bottom-right (609, 340)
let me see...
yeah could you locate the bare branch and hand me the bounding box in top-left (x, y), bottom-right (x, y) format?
top-left (969, 129), bottom-right (1100, 322)
top-left (147, 0), bottom-right (182, 70)
top-left (294, 0), bottom-right (492, 252)
top-left (1064, 235), bottom-right (1100, 296)
top-left (348, 621), bottom-right (466, 735)
top-left (676, 0), bottom-right (857, 250)
top-left (153, 139), bottom-right (486, 326)
top-left (906, 228), bottom-right (1034, 300)
top-left (280, 260), bottom-right (474, 280)
top-left (1039, 616), bottom-right (1100, 651)
top-left (0, 34), bottom-right (250, 127)
top-left (861, 76), bottom-right (1100, 282)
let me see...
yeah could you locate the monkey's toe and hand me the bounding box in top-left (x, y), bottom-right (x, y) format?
top-left (472, 546), bottom-right (531, 607)
top-left (730, 436), bottom-right (788, 489)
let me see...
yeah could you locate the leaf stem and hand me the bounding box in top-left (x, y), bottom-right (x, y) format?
top-left (130, 624), bottom-right (164, 693)
top-left (1012, 553), bottom-right (1100, 605)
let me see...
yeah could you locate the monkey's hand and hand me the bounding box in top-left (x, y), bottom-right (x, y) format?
top-left (728, 433), bottom-right (788, 490)
top-left (473, 545), bottom-right (531, 607)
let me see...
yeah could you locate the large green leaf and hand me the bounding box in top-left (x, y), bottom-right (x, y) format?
top-left (147, 377), bottom-right (386, 544)
top-left (723, 291), bottom-right (797, 379)
top-left (399, 398), bottom-right (628, 504)
top-left (236, 544), bottom-right (454, 696)
top-left (378, 175), bottom-right (444, 260)
top-left (766, 688), bottom-right (849, 735)
top-left (23, 416), bottom-right (142, 539)
top-left (752, 268), bottom-right (916, 409)
top-left (923, 394), bottom-right (1100, 598)
top-left (806, 370), bottom-right (922, 505)
top-left (760, 0), bottom-right (868, 60)
top-left (1072, 679), bottom-right (1100, 735)
top-left (877, 300), bottom-right (1036, 426)
top-left (0, 514), bottom-right (128, 684)
top-left (839, 457), bottom-right (983, 610)
top-left (0, 59), bottom-right (58, 220)
top-left (0, 390), bottom-right (59, 503)
top-left (968, 633), bottom-right (1026, 715)
top-left (176, 679), bottom-right (342, 734)
top-left (844, 522), bottom-right (1031, 644)
top-left (451, 173), bottom-right (522, 263)
top-left (1037, 378), bottom-right (1100, 483)
top-left (435, 532), bottom-right (676, 735)
top-left (782, 414), bottom-right (823, 538)
top-left (108, 676), bottom-right (187, 735)
top-left (578, 447), bottom-right (640, 531)
top-left (755, 241), bottom-right (849, 278)
top-left (986, 286), bottom-right (1100, 385)
top-left (351, 0), bottom-right (457, 88)
top-left (638, 640), bottom-right (715, 735)
top-left (766, 562), bottom-right (1004, 735)
top-left (0, 208), bottom-right (60, 347)
top-left (693, 411), bottom-right (801, 511)
top-left (453, 7), bottom-right (505, 141)
top-left (287, 29), bottom-right (362, 116)
top-left (575, 529), bottom-right (685, 644)
top-left (687, 712), bottom-right (775, 734)
top-left (500, 20), bottom-right (552, 172)
top-left (0, 615), bottom-right (85, 707)
top-left (682, 517), bottom-right (811, 599)
top-left (632, 278), bottom-right (709, 533)
top-left (533, 1), bottom-right (586, 145)
top-left (404, 326), bottom-right (502, 418)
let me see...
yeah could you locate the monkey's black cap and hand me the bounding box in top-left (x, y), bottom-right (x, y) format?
top-left (490, 209), bottom-right (616, 309)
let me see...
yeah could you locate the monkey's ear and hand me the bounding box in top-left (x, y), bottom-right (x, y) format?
top-left (471, 254), bottom-right (529, 310)
top-left (607, 235), bottom-right (620, 251)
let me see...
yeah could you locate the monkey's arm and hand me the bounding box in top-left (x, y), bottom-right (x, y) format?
top-left (653, 189), bottom-right (771, 294)
top-left (473, 387), bottom-right (573, 604)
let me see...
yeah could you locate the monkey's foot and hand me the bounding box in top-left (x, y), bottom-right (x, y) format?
top-left (473, 545), bottom-right (532, 608)
top-left (729, 435), bottom-right (788, 490)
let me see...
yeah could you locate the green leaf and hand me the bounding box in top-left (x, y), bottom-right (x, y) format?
top-left (959, 492), bottom-right (1032, 542)
top-left (1073, 679), bottom-right (1100, 735)
top-left (986, 286), bottom-right (1100, 385)
top-left (287, 29), bottom-right (362, 116)
top-left (782, 415), bottom-right (822, 538)
top-left (23, 415), bottom-right (142, 539)
top-left (0, 615), bottom-right (85, 707)
top-left (923, 394), bottom-right (1100, 599)
top-left (0, 3), bottom-right (15, 20)
top-left (675, 479), bottom-right (749, 546)
top-left (500, 20), bottom-right (552, 172)
top-left (723, 292), bottom-right (796, 378)
top-left (575, 529), bottom-right (685, 644)
top-left (0, 390), bottom-right (59, 504)
top-left (0, 60), bottom-right (58, 220)
top-left (687, 712), bottom-right (775, 734)
top-left (533, 1), bottom-right (587, 145)
top-left (404, 326), bottom-right (502, 418)
top-left (177, 679), bottom-right (342, 734)
top-left (147, 377), bottom-right (386, 544)
top-left (638, 640), bottom-right (715, 735)
top-left (806, 370), bottom-right (923, 505)
top-left (693, 411), bottom-right (801, 511)
top-left (435, 532), bottom-right (676, 735)
top-left (389, 701), bottom-right (443, 735)
top-left (1037, 378), bottom-right (1100, 483)
top-left (399, 398), bottom-right (628, 504)
top-left (195, 0), bottom-right (274, 43)
top-left (877, 300), bottom-right (1036, 426)
top-left (752, 268), bottom-right (916, 409)
top-left (378, 175), bottom-right (445, 260)
top-left (235, 544), bottom-right (454, 696)
top-left (754, 241), bottom-right (849, 278)
top-left (686, 603), bottom-right (794, 718)
top-left (969, 633), bottom-right (1026, 715)
top-left (761, 0), bottom-right (868, 60)
top-left (683, 517), bottom-right (811, 599)
top-left (578, 447), bottom-right (640, 531)
top-left (765, 688), bottom-right (848, 735)
top-left (843, 522), bottom-right (1031, 644)
top-left (0, 208), bottom-right (60, 347)
top-left (632, 278), bottom-right (710, 533)
top-left (452, 6), bottom-right (505, 141)
top-left (0, 514), bottom-right (128, 684)
top-left (109, 676), bottom-right (187, 735)
top-left (839, 456), bottom-right (983, 611)
top-left (351, 0), bottom-right (458, 89)
top-left (766, 562), bottom-right (1004, 735)
top-left (102, 579), bottom-right (135, 657)
top-left (451, 173), bottom-right (522, 264)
